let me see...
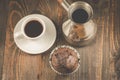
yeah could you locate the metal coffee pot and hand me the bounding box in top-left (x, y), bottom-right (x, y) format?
top-left (58, 0), bottom-right (97, 46)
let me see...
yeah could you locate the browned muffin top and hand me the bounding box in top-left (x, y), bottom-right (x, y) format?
top-left (51, 47), bottom-right (79, 74)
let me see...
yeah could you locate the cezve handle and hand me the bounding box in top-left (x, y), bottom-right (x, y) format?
top-left (58, 0), bottom-right (70, 11)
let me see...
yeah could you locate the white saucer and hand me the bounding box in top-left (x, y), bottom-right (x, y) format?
top-left (14, 14), bottom-right (56, 54)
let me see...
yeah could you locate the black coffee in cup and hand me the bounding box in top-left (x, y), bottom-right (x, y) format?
top-left (24, 20), bottom-right (43, 38)
top-left (72, 8), bottom-right (89, 23)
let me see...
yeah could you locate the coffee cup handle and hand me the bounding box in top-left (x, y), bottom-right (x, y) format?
top-left (58, 0), bottom-right (70, 11)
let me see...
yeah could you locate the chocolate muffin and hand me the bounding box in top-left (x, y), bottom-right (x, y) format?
top-left (50, 46), bottom-right (80, 74)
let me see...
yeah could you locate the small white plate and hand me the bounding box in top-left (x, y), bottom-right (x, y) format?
top-left (14, 14), bottom-right (56, 54)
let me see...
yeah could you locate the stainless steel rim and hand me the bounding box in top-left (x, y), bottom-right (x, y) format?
top-left (68, 1), bottom-right (93, 24)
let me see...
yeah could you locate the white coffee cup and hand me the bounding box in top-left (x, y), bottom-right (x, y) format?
top-left (14, 14), bottom-right (56, 54)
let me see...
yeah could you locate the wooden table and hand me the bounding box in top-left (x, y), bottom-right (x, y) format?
top-left (0, 0), bottom-right (120, 80)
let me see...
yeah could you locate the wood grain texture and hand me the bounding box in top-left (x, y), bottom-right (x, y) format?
top-left (0, 0), bottom-right (120, 80)
top-left (0, 0), bottom-right (8, 79)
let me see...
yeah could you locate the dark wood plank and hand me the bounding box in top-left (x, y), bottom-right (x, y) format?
top-left (0, 0), bottom-right (8, 79)
top-left (1, 0), bottom-right (120, 80)
top-left (114, 0), bottom-right (120, 80)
